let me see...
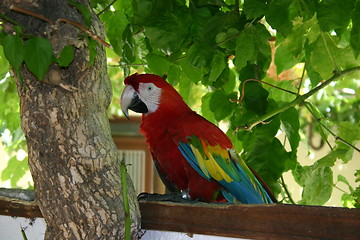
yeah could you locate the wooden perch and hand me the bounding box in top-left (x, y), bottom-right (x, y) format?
top-left (0, 190), bottom-right (359, 240)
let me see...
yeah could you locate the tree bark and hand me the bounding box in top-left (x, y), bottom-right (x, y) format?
top-left (0, 0), bottom-right (140, 239)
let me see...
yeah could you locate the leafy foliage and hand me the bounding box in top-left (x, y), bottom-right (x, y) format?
top-left (93, 0), bottom-right (360, 206)
top-left (0, 0), bottom-right (359, 206)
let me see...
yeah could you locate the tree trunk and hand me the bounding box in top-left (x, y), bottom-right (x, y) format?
top-left (0, 0), bottom-right (140, 239)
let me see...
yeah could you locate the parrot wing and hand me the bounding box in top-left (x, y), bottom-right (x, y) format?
top-left (169, 113), bottom-right (273, 204)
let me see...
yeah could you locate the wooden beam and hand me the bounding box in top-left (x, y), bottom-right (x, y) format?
top-left (1, 193), bottom-right (360, 240)
top-left (139, 201), bottom-right (360, 240)
top-left (0, 196), bottom-right (42, 218)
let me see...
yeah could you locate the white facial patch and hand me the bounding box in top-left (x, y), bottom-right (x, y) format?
top-left (138, 82), bottom-right (161, 114)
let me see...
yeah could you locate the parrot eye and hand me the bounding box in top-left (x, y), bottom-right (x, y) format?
top-left (147, 85), bottom-right (153, 91)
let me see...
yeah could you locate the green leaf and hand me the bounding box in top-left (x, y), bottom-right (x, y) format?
top-left (280, 107), bottom-right (300, 152)
top-left (245, 135), bottom-right (290, 195)
top-left (68, 0), bottom-right (92, 28)
top-left (299, 167), bottom-right (333, 205)
top-left (242, 81), bottom-right (269, 115)
top-left (317, 0), bottom-right (355, 32)
top-left (0, 45), bottom-right (10, 79)
top-left (102, 10), bottom-right (129, 56)
top-left (57, 45), bottom-right (74, 67)
top-left (209, 51), bottom-right (226, 84)
top-left (187, 42), bottom-right (214, 69)
top-left (87, 38), bottom-right (97, 66)
top-left (121, 25), bottom-right (135, 65)
top-left (265, 0), bottom-right (292, 36)
top-left (310, 36), bottom-right (334, 79)
top-left (355, 170), bottom-right (360, 183)
top-left (201, 92), bottom-right (217, 124)
top-left (24, 37), bottom-right (53, 80)
top-left (235, 30), bottom-right (254, 71)
top-left (178, 73), bottom-right (192, 104)
top-left (146, 54), bottom-right (172, 76)
top-left (274, 44), bottom-right (298, 74)
top-left (3, 35), bottom-right (24, 72)
top-left (341, 193), bottom-right (356, 208)
top-left (179, 58), bottom-right (203, 84)
top-left (1, 156), bottom-right (28, 188)
top-left (167, 64), bottom-right (181, 86)
top-left (350, 1), bottom-right (360, 59)
top-left (244, 0), bottom-right (267, 19)
top-left (337, 174), bottom-right (354, 193)
top-left (209, 90), bottom-right (237, 121)
top-left (314, 149), bottom-right (349, 168)
top-left (143, 5), bottom-right (191, 55)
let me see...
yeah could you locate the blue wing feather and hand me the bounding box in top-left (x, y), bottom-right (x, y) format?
top-left (178, 140), bottom-right (273, 204)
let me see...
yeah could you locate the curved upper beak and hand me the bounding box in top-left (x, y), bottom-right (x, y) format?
top-left (120, 85), bottom-right (148, 119)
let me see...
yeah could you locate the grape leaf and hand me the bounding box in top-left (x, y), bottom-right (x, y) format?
top-left (280, 107), bottom-right (300, 152)
top-left (209, 51), bottom-right (226, 84)
top-left (24, 37), bottom-right (53, 80)
top-left (243, 0), bottom-right (267, 19)
top-left (299, 166), bottom-right (333, 205)
top-left (350, 1), bottom-right (360, 59)
top-left (317, 0), bottom-right (355, 32)
top-left (235, 30), bottom-right (254, 72)
top-left (3, 35), bottom-right (24, 72)
top-left (146, 54), bottom-right (172, 76)
top-left (57, 45), bottom-right (74, 67)
top-left (209, 90), bottom-right (237, 121)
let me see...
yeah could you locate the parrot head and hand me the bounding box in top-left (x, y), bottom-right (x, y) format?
top-left (120, 73), bottom-right (188, 119)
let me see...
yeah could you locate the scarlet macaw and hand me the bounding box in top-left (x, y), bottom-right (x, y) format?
top-left (120, 73), bottom-right (274, 204)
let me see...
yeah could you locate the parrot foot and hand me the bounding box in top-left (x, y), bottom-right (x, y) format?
top-left (137, 192), bottom-right (200, 203)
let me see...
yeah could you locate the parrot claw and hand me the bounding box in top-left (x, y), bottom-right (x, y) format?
top-left (137, 192), bottom-right (200, 203)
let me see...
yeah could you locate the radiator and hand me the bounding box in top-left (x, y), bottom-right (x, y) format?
top-left (119, 150), bottom-right (146, 195)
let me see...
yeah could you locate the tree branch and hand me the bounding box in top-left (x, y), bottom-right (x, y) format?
top-left (235, 66), bottom-right (360, 132)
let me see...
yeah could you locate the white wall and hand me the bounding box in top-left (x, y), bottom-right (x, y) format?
top-left (0, 216), bottom-right (247, 240)
top-left (0, 216), bottom-right (45, 240)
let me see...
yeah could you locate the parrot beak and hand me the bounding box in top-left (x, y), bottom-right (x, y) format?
top-left (120, 85), bottom-right (148, 119)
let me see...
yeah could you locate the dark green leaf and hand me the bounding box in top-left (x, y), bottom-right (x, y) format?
top-left (3, 35), bottom-right (24, 72)
top-left (146, 54), bottom-right (172, 76)
top-left (187, 42), bottom-right (214, 69)
top-left (209, 90), bottom-right (237, 121)
top-left (265, 0), bottom-right (292, 36)
top-left (201, 92), bottom-right (217, 124)
top-left (24, 37), bottom-right (53, 80)
top-left (242, 81), bottom-right (269, 115)
top-left (144, 11), bottom-right (191, 55)
top-left (178, 73), bottom-right (192, 104)
top-left (246, 136), bottom-right (289, 195)
top-left (179, 58), bottom-right (203, 84)
top-left (102, 10), bottom-right (128, 56)
top-left (280, 107), bottom-right (300, 152)
top-left (244, 0), bottom-right (267, 19)
top-left (235, 30), bottom-right (254, 71)
top-left (57, 45), bottom-right (74, 67)
top-left (350, 2), bottom-right (360, 59)
top-left (121, 25), bottom-right (135, 64)
top-left (317, 0), bottom-right (355, 32)
top-left (209, 51), bottom-right (226, 84)
top-left (167, 64), bottom-right (181, 86)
